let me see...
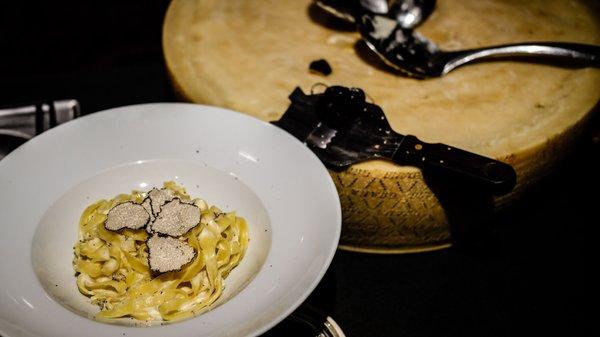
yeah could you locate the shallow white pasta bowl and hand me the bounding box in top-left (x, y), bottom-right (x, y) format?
top-left (0, 103), bottom-right (341, 337)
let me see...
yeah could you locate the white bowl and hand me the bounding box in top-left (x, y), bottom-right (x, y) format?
top-left (0, 103), bottom-right (341, 337)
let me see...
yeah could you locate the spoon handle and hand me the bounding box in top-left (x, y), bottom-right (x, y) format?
top-left (392, 135), bottom-right (517, 195)
top-left (443, 42), bottom-right (600, 74)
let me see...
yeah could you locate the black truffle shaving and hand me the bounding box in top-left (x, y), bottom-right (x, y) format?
top-left (309, 59), bottom-right (332, 76)
top-left (104, 201), bottom-right (151, 231)
top-left (147, 198), bottom-right (201, 237)
top-left (147, 235), bottom-right (196, 274)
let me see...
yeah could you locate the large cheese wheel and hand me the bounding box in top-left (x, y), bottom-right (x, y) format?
top-left (163, 0), bottom-right (600, 253)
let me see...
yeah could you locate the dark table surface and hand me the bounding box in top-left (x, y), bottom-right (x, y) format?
top-left (0, 1), bottom-right (593, 336)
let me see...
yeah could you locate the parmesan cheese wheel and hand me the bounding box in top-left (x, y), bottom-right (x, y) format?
top-left (163, 0), bottom-right (600, 253)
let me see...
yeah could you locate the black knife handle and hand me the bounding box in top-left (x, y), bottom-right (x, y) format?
top-left (392, 135), bottom-right (517, 195)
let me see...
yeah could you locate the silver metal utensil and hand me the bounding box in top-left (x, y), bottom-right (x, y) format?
top-left (358, 14), bottom-right (600, 78)
top-left (314, 0), bottom-right (436, 29)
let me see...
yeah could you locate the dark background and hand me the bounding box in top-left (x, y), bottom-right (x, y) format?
top-left (0, 1), bottom-right (593, 336)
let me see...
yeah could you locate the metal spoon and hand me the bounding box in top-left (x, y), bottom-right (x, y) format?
top-left (358, 14), bottom-right (600, 78)
top-left (313, 0), bottom-right (436, 29)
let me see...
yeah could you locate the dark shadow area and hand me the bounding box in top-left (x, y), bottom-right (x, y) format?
top-left (421, 169), bottom-right (499, 255)
top-left (0, 0), bottom-right (170, 77)
top-left (0, 0), bottom-right (175, 113)
top-left (306, 3), bottom-right (356, 32)
top-left (262, 262), bottom-right (338, 337)
top-left (0, 133), bottom-right (28, 159)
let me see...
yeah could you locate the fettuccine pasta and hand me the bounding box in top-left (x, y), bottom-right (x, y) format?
top-left (73, 181), bottom-right (249, 322)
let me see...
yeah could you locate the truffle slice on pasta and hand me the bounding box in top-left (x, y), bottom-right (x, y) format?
top-left (104, 202), bottom-right (150, 231)
top-left (147, 198), bottom-right (201, 237)
top-left (147, 234), bottom-right (196, 273)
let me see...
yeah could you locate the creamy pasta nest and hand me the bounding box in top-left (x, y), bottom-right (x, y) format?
top-left (73, 181), bottom-right (249, 322)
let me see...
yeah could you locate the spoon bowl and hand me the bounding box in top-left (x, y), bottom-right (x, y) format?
top-left (314, 0), bottom-right (436, 29)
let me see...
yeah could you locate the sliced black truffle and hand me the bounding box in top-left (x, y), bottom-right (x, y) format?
top-left (147, 198), bottom-right (200, 237)
top-left (147, 235), bottom-right (195, 273)
top-left (309, 59), bottom-right (332, 76)
top-left (147, 188), bottom-right (175, 216)
top-left (104, 201), bottom-right (150, 231)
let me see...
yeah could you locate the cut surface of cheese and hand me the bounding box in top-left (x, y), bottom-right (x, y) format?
top-left (163, 0), bottom-right (600, 253)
